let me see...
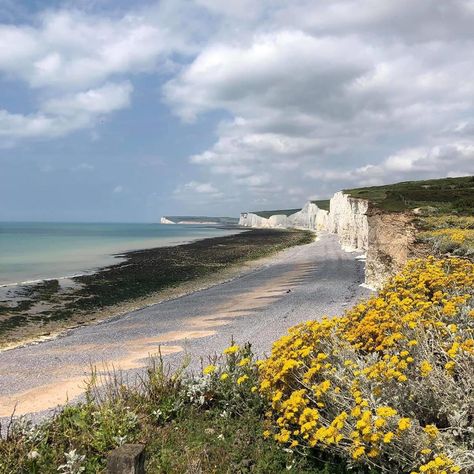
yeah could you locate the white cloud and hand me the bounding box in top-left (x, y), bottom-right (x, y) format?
top-left (0, 3), bottom-right (196, 144)
top-left (71, 162), bottom-right (95, 172)
top-left (176, 181), bottom-right (221, 194)
top-left (163, 0), bottom-right (474, 207)
top-left (0, 11), bottom-right (166, 90)
top-left (43, 82), bottom-right (132, 116)
top-left (1, 0), bottom-right (474, 210)
top-left (0, 82), bottom-right (132, 141)
top-left (307, 144), bottom-right (474, 188)
top-left (173, 181), bottom-right (224, 206)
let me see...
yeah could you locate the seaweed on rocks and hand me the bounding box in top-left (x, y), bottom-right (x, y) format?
top-left (0, 229), bottom-right (312, 345)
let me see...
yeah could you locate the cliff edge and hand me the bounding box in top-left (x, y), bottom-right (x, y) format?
top-left (239, 189), bottom-right (421, 289)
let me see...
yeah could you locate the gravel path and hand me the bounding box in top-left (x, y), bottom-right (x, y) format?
top-left (0, 233), bottom-right (370, 421)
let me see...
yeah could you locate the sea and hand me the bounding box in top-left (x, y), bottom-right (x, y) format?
top-left (0, 222), bottom-right (241, 287)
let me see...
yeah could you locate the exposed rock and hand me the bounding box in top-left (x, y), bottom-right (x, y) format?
top-left (328, 192), bottom-right (369, 251)
top-left (160, 217), bottom-right (176, 224)
top-left (239, 190), bottom-right (423, 289)
top-left (288, 201), bottom-right (329, 230)
top-left (239, 201), bottom-right (328, 231)
top-left (365, 209), bottom-right (419, 289)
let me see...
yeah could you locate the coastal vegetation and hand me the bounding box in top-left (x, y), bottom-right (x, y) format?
top-left (311, 200), bottom-right (330, 211)
top-left (259, 256), bottom-right (474, 473)
top-left (0, 229), bottom-right (313, 348)
top-left (1, 255), bottom-right (472, 473)
top-left (345, 176), bottom-right (474, 214)
top-left (0, 346), bottom-right (351, 473)
top-left (253, 209), bottom-right (303, 218)
top-left (417, 215), bottom-right (474, 256)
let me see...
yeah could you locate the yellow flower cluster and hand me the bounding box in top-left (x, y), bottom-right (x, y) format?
top-left (412, 453), bottom-right (461, 474)
top-left (258, 257), bottom-right (473, 472)
top-left (418, 214), bottom-right (474, 256)
top-left (420, 215), bottom-right (474, 230)
top-left (422, 228), bottom-right (474, 245)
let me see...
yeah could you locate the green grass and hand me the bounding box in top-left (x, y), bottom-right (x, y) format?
top-left (344, 176), bottom-right (474, 214)
top-left (253, 209), bottom-right (302, 218)
top-left (0, 346), bottom-right (362, 474)
top-left (252, 201), bottom-right (330, 218)
top-left (311, 200), bottom-right (330, 211)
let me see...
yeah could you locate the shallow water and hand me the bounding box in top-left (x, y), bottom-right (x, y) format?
top-left (0, 222), bottom-right (240, 286)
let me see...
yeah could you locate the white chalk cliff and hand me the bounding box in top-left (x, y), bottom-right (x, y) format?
top-left (240, 191), bottom-right (417, 289)
top-left (239, 201), bottom-right (329, 231)
top-left (328, 192), bottom-right (369, 252)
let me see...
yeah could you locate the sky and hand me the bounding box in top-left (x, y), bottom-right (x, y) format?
top-left (1, 0), bottom-right (473, 222)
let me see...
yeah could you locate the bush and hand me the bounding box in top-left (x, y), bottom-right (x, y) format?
top-left (417, 215), bottom-right (474, 256)
top-left (258, 257), bottom-right (474, 473)
top-left (0, 344), bottom-right (348, 473)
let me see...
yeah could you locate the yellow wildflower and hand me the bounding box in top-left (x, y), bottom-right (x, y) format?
top-left (398, 418), bottom-right (411, 431)
top-left (237, 375), bottom-right (248, 385)
top-left (420, 360), bottom-right (433, 377)
top-left (203, 364), bottom-right (216, 375)
top-left (223, 344), bottom-right (239, 355)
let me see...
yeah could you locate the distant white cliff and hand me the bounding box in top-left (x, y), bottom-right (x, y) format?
top-left (239, 201), bottom-right (329, 231)
top-left (239, 191), bottom-right (417, 289)
top-left (160, 217), bottom-right (176, 224)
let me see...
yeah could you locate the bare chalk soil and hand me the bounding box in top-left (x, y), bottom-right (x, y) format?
top-left (0, 233), bottom-right (369, 421)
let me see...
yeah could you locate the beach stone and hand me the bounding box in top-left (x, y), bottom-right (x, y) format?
top-left (106, 444), bottom-right (145, 474)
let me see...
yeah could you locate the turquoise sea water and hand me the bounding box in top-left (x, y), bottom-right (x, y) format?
top-left (0, 222), bottom-right (240, 286)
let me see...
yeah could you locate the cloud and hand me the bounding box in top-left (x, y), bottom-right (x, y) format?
top-left (1, 0), bottom-right (474, 212)
top-left (307, 144), bottom-right (474, 187)
top-left (71, 162), bottom-right (95, 172)
top-left (0, 82), bottom-right (132, 141)
top-left (43, 82), bottom-right (132, 116)
top-left (164, 0), bottom-right (474, 207)
top-left (113, 185), bottom-right (124, 193)
top-left (0, 3), bottom-right (197, 144)
top-left (164, 30), bottom-right (373, 122)
top-left (0, 10), bottom-right (167, 90)
top-left (175, 180), bottom-right (221, 195)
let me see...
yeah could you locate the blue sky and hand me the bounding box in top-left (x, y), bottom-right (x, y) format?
top-left (1, 1), bottom-right (473, 222)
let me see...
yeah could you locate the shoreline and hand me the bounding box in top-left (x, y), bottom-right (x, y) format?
top-left (0, 247), bottom-right (292, 353)
top-left (0, 229), bottom-right (313, 351)
top-left (0, 232), bottom-right (369, 421)
top-left (0, 224), bottom-right (243, 288)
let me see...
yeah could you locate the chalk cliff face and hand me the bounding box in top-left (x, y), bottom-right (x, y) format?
top-left (328, 194), bottom-right (418, 288)
top-left (365, 209), bottom-right (419, 289)
top-left (239, 201), bottom-right (329, 231)
top-left (240, 191), bottom-right (418, 289)
top-left (328, 192), bottom-right (369, 252)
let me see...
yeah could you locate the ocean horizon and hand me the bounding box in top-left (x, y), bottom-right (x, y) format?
top-left (0, 221), bottom-right (240, 286)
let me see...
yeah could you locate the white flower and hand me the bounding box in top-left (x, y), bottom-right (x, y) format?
top-left (27, 450), bottom-right (40, 460)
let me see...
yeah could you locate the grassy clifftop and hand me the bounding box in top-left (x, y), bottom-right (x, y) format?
top-left (345, 176), bottom-right (474, 214)
top-left (253, 208), bottom-right (301, 218)
top-left (252, 200), bottom-right (330, 218)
